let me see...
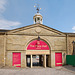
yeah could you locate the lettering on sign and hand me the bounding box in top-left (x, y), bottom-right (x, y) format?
top-left (27, 40), bottom-right (49, 50)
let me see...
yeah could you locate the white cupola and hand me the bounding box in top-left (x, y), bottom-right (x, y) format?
top-left (33, 7), bottom-right (43, 24)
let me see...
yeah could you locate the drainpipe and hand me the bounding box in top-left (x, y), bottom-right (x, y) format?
top-left (66, 34), bottom-right (68, 55)
top-left (4, 33), bottom-right (6, 66)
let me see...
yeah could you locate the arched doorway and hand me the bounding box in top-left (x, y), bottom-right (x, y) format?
top-left (26, 39), bottom-right (50, 68)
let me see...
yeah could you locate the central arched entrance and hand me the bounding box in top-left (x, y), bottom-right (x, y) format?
top-left (26, 39), bottom-right (50, 68)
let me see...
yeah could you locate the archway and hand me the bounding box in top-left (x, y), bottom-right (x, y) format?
top-left (26, 39), bottom-right (50, 68)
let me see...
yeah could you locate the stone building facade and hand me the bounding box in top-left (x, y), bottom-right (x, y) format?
top-left (0, 12), bottom-right (75, 68)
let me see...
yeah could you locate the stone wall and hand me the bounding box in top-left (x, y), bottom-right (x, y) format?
top-left (6, 34), bottom-right (66, 67)
top-left (6, 35), bottom-right (66, 51)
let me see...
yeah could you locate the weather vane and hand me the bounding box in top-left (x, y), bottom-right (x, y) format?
top-left (34, 4), bottom-right (41, 13)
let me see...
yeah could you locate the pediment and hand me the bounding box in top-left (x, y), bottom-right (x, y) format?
top-left (7, 24), bottom-right (66, 36)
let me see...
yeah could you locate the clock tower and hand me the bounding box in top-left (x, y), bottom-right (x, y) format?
top-left (33, 7), bottom-right (43, 24)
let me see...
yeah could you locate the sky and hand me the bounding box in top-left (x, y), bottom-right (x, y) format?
top-left (0, 0), bottom-right (75, 33)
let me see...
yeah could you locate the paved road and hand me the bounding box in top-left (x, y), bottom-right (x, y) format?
top-left (0, 66), bottom-right (75, 75)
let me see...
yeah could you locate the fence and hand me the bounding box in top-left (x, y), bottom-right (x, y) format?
top-left (66, 55), bottom-right (75, 66)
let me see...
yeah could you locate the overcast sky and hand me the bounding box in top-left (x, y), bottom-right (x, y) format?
top-left (0, 0), bottom-right (75, 33)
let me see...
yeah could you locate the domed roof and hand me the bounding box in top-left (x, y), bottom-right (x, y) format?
top-left (34, 13), bottom-right (42, 16)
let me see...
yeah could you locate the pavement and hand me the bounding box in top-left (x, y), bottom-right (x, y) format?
top-left (54, 65), bottom-right (75, 74)
top-left (0, 65), bottom-right (75, 75)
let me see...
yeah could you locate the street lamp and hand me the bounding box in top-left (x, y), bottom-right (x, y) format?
top-left (72, 40), bottom-right (75, 55)
top-left (38, 36), bottom-right (40, 41)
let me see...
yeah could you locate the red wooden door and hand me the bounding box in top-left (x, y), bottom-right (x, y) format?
top-left (13, 53), bottom-right (21, 67)
top-left (55, 53), bottom-right (62, 66)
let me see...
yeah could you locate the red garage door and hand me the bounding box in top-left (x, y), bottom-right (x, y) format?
top-left (55, 53), bottom-right (62, 66)
top-left (12, 53), bottom-right (21, 67)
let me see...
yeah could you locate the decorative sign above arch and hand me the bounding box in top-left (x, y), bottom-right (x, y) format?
top-left (27, 40), bottom-right (49, 50)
